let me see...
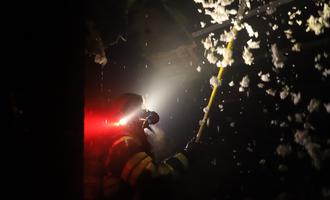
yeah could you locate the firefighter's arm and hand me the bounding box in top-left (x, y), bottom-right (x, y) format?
top-left (104, 136), bottom-right (190, 187)
top-left (120, 151), bottom-right (190, 186)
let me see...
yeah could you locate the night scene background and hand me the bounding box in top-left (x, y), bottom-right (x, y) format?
top-left (6, 0), bottom-right (330, 200)
top-left (84, 0), bottom-right (330, 199)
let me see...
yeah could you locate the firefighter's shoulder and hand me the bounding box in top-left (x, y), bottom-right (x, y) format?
top-left (104, 134), bottom-right (155, 185)
top-left (105, 135), bottom-right (144, 172)
top-left (108, 135), bottom-right (144, 158)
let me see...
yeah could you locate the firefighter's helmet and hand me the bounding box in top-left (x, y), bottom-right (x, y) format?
top-left (111, 93), bottom-right (144, 116)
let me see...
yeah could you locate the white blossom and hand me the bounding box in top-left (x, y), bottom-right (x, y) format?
top-left (304, 122), bottom-right (315, 130)
top-left (272, 24), bottom-right (278, 30)
top-left (246, 0), bottom-right (251, 9)
top-left (207, 52), bottom-right (218, 64)
top-left (259, 159), bottom-right (266, 165)
top-left (233, 20), bottom-right (244, 31)
top-left (206, 118), bottom-right (210, 127)
top-left (220, 30), bottom-right (235, 42)
top-left (291, 92), bottom-right (301, 105)
top-left (229, 80), bottom-right (234, 87)
top-left (240, 75), bottom-right (250, 88)
top-left (307, 98), bottom-right (321, 113)
top-left (306, 3), bottom-right (330, 35)
top-left (266, 3), bottom-right (276, 15)
top-left (322, 68), bottom-right (330, 77)
top-left (227, 9), bottom-right (237, 15)
top-left (260, 73), bottom-right (270, 82)
top-left (220, 0), bottom-right (234, 7)
top-left (280, 122), bottom-right (288, 127)
top-left (239, 75), bottom-right (250, 92)
top-left (324, 103), bottom-right (330, 113)
top-left (230, 122), bottom-right (235, 127)
top-left (271, 120), bottom-right (278, 125)
top-left (276, 144), bottom-right (292, 157)
top-left (200, 21), bottom-right (206, 28)
top-left (294, 129), bottom-right (321, 169)
top-left (203, 106), bottom-right (209, 113)
top-left (271, 44), bottom-right (284, 69)
top-left (247, 39), bottom-right (260, 49)
top-left (280, 86), bottom-right (290, 100)
top-left (306, 16), bottom-right (324, 35)
top-left (196, 65), bottom-right (202, 72)
top-left (218, 104), bottom-right (224, 111)
top-left (292, 43), bottom-right (301, 52)
top-left (210, 76), bottom-right (220, 87)
top-left (288, 9), bottom-right (301, 20)
top-left (94, 54), bottom-right (107, 66)
top-left (284, 29), bottom-right (293, 39)
top-left (266, 89), bottom-right (276, 96)
top-left (296, 20), bottom-right (302, 26)
top-left (218, 48), bottom-right (234, 67)
top-left (315, 54), bottom-right (322, 62)
top-left (257, 83), bottom-right (264, 88)
top-left (294, 113), bottom-right (304, 123)
top-left (244, 22), bottom-right (258, 38)
top-left (242, 46), bottom-right (254, 65)
top-left (294, 129), bottom-right (309, 145)
top-left (315, 63), bottom-right (323, 71)
top-left (205, 5), bottom-right (229, 24)
top-left (278, 164), bottom-right (288, 172)
top-left (202, 35), bottom-right (214, 50)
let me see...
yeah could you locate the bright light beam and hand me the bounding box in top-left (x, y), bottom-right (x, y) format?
top-left (118, 118), bottom-right (128, 126)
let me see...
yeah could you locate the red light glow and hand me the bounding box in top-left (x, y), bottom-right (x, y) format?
top-left (84, 108), bottom-right (124, 139)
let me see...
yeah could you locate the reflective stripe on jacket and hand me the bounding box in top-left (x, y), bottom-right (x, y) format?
top-left (103, 135), bottom-right (189, 199)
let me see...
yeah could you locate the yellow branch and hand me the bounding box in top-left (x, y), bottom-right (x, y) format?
top-left (195, 28), bottom-right (237, 142)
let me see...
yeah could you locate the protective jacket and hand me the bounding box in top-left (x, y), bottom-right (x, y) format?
top-left (102, 130), bottom-right (189, 200)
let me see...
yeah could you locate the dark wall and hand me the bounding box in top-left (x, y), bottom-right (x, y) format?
top-left (6, 0), bottom-right (84, 199)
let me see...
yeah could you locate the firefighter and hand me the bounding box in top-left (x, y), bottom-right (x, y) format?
top-left (102, 93), bottom-right (205, 200)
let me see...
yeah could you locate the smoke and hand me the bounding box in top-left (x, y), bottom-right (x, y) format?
top-left (146, 125), bottom-right (174, 162)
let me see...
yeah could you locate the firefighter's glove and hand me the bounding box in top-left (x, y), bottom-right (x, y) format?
top-left (183, 137), bottom-right (211, 165)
